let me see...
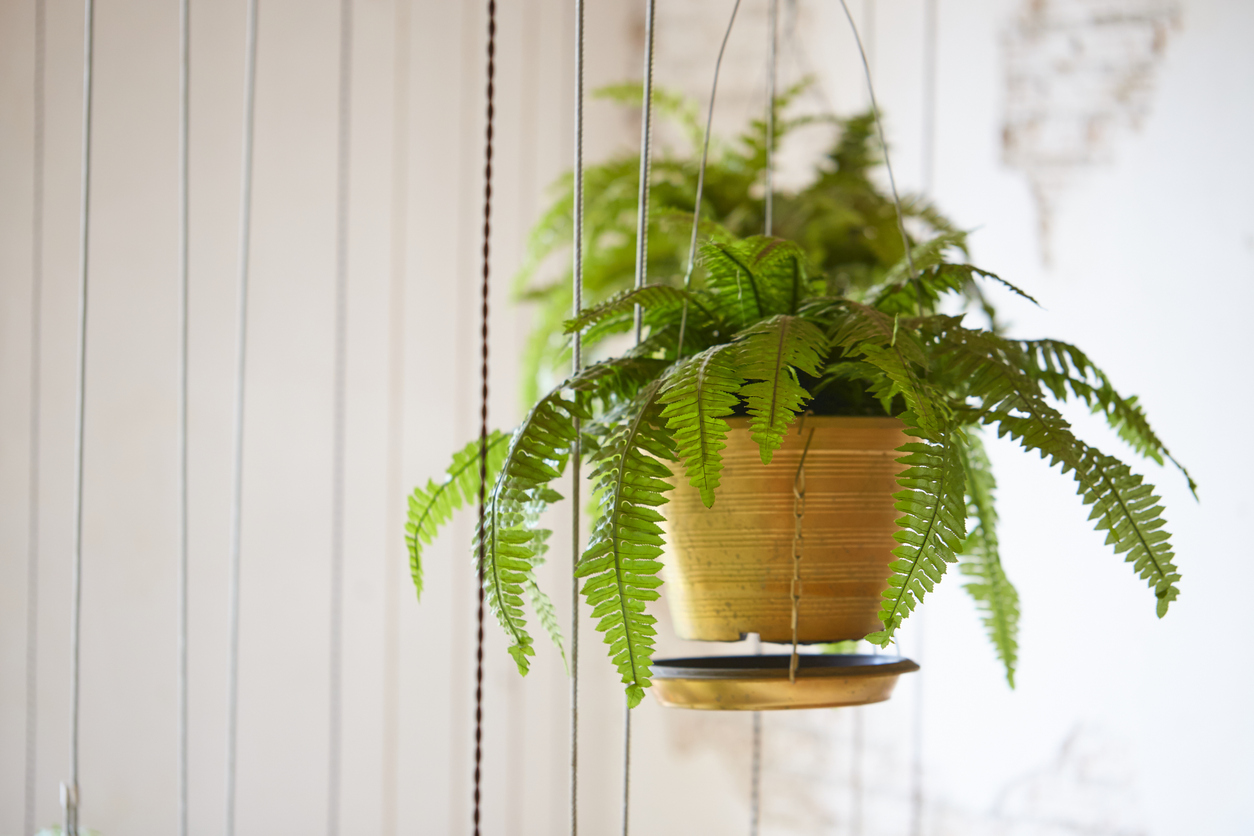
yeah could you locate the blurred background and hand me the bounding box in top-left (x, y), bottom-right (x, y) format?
top-left (1, 0), bottom-right (1251, 834)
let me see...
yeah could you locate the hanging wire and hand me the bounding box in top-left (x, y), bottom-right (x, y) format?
top-left (327, 1), bottom-right (354, 834)
top-left (25, 2), bottom-right (47, 834)
top-left (224, 0), bottom-right (259, 832)
top-left (765, 0), bottom-right (777, 237)
top-left (381, 1), bottom-right (411, 834)
top-left (674, 0), bottom-right (742, 358)
top-left (752, 5), bottom-right (778, 831)
top-left (631, 0), bottom-right (656, 345)
top-left (570, 1), bottom-right (585, 834)
top-left (64, 1), bottom-right (96, 832)
top-left (474, 4), bottom-right (498, 834)
top-left (836, 0), bottom-right (920, 298)
top-left (177, 0), bottom-right (191, 832)
top-left (622, 3), bottom-right (655, 833)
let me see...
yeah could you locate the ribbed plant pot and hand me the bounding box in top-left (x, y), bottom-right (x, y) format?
top-left (663, 416), bottom-right (906, 643)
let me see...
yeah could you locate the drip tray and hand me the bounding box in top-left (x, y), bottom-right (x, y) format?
top-left (650, 654), bottom-right (919, 711)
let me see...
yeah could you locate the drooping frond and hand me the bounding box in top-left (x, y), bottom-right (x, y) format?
top-left (576, 379), bottom-right (676, 707)
top-left (1075, 443), bottom-right (1181, 617)
top-left (733, 315), bottom-right (828, 463)
top-left (866, 418), bottom-right (968, 646)
top-left (957, 432), bottom-right (1020, 686)
top-left (476, 386), bottom-right (586, 674)
top-left (658, 345), bottom-right (744, 507)
top-left (405, 430), bottom-right (511, 600)
top-left (1016, 338), bottom-right (1195, 496)
top-left (931, 321), bottom-right (1181, 616)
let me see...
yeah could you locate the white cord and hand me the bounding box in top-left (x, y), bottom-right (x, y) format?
top-left (225, 0), bottom-right (259, 832)
top-left (570, 2), bottom-right (584, 835)
top-left (328, 3), bottom-right (353, 836)
top-left (25, 3), bottom-right (47, 834)
top-left (177, 0), bottom-right (191, 833)
top-left (65, 2), bottom-right (95, 832)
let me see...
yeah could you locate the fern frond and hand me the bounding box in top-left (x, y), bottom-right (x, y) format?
top-left (658, 345), bottom-right (744, 507)
top-left (476, 387), bottom-right (586, 674)
top-left (733, 315), bottom-right (827, 463)
top-left (832, 303), bottom-right (942, 437)
top-left (405, 431), bottom-right (511, 600)
top-left (866, 419), bottom-right (968, 646)
top-left (563, 284), bottom-right (712, 335)
top-left (1017, 339), bottom-right (1195, 496)
top-left (932, 321), bottom-right (1181, 616)
top-left (1076, 443), bottom-right (1181, 617)
top-left (957, 432), bottom-right (1020, 686)
top-left (576, 379), bottom-right (676, 707)
top-left (877, 231), bottom-right (967, 288)
top-left (700, 237), bottom-right (816, 328)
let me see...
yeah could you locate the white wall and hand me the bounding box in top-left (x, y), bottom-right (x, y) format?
top-left (2, 1), bottom-right (1251, 835)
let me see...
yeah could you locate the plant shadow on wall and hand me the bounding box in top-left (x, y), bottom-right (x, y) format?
top-left (405, 83), bottom-right (1194, 707)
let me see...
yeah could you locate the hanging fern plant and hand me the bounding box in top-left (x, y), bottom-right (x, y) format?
top-left (406, 92), bottom-right (1192, 705)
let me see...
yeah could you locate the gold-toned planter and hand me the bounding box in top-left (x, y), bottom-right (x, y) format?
top-left (663, 416), bottom-right (906, 643)
top-left (651, 654), bottom-right (919, 710)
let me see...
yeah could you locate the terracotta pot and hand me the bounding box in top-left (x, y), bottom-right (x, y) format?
top-left (663, 416), bottom-right (906, 642)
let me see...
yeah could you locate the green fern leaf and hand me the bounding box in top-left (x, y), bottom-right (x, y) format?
top-left (700, 237), bottom-right (815, 328)
top-left (476, 387), bottom-right (586, 674)
top-left (1017, 339), bottom-right (1195, 496)
top-left (866, 419), bottom-right (967, 646)
top-left (832, 303), bottom-right (942, 437)
top-left (576, 379), bottom-right (676, 707)
top-left (957, 432), bottom-right (1020, 686)
top-left (405, 430), bottom-right (511, 600)
top-left (658, 345), bottom-right (744, 507)
top-left (733, 315), bottom-right (827, 464)
top-left (564, 284), bottom-right (712, 335)
top-left (931, 321), bottom-right (1181, 617)
top-left (1076, 444), bottom-right (1181, 617)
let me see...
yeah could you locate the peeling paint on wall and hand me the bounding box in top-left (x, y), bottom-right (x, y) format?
top-left (1002, 0), bottom-right (1181, 262)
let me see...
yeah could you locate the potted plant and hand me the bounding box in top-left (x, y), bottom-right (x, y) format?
top-left (406, 95), bottom-right (1191, 707)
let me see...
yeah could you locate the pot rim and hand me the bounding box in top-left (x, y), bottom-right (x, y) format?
top-left (652, 654), bottom-right (919, 680)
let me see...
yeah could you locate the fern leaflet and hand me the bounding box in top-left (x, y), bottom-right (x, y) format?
top-left (957, 432), bottom-right (1020, 686)
top-left (866, 418), bottom-right (968, 646)
top-left (659, 344), bottom-right (744, 507)
top-left (576, 379), bottom-right (676, 707)
top-left (405, 430), bottom-right (511, 600)
top-left (734, 315), bottom-right (828, 463)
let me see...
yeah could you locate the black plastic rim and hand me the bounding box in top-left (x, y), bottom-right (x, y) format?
top-left (651, 654), bottom-right (920, 680)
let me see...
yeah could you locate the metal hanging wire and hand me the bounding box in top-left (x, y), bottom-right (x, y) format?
top-left (752, 4), bottom-right (778, 832)
top-left (675, 0), bottom-right (741, 357)
top-left (328, 1), bottom-right (354, 834)
top-left (25, 2), bottom-right (47, 834)
top-left (473, 3), bottom-right (498, 834)
top-left (570, 1), bottom-right (585, 834)
top-left (836, 0), bottom-right (917, 286)
top-left (622, 2), bottom-right (657, 831)
top-left (224, 0), bottom-right (259, 832)
top-left (177, 0), bottom-right (191, 833)
top-left (64, 1), bottom-right (96, 832)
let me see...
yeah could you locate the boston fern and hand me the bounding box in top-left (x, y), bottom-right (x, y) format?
top-left (407, 226), bottom-right (1191, 702)
top-left (513, 81), bottom-right (968, 404)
